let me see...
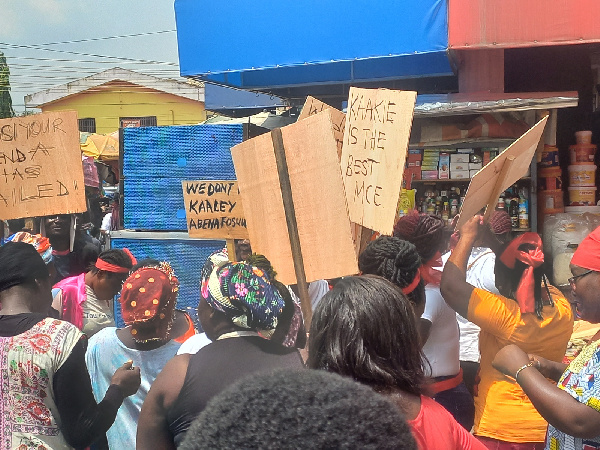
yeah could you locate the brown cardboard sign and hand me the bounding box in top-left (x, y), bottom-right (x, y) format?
top-left (0, 110), bottom-right (86, 220)
top-left (298, 96), bottom-right (346, 157)
top-left (340, 87), bottom-right (417, 235)
top-left (457, 116), bottom-right (548, 229)
top-left (231, 110), bottom-right (358, 285)
top-left (182, 180), bottom-right (249, 239)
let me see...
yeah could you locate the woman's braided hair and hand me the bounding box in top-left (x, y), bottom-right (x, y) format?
top-left (358, 236), bottom-right (425, 309)
top-left (392, 211), bottom-right (446, 262)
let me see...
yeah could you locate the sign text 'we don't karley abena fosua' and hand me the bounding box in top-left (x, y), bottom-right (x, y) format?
top-left (0, 111), bottom-right (86, 220)
top-left (182, 180), bottom-right (249, 239)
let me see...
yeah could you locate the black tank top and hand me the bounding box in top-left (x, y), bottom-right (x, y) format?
top-left (167, 335), bottom-right (304, 446)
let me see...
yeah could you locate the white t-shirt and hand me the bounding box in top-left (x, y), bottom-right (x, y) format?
top-left (100, 212), bottom-right (112, 232)
top-left (53, 285), bottom-right (115, 338)
top-left (421, 284), bottom-right (460, 378)
top-left (176, 332), bottom-right (212, 355)
top-left (441, 247), bottom-right (499, 363)
top-left (308, 279), bottom-right (329, 311)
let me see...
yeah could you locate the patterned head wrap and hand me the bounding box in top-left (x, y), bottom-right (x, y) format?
top-left (6, 232), bottom-right (53, 265)
top-left (120, 262), bottom-right (179, 342)
top-left (200, 250), bottom-right (285, 338)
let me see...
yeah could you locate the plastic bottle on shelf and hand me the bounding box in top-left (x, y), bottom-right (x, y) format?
top-left (496, 196), bottom-right (506, 212)
top-left (450, 188), bottom-right (460, 209)
top-left (441, 202), bottom-right (450, 225)
top-left (518, 197), bottom-right (529, 229)
top-left (426, 201), bottom-right (435, 215)
top-left (510, 197), bottom-right (519, 229)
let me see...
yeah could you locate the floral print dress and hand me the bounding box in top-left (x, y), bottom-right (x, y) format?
top-left (546, 339), bottom-right (600, 450)
top-left (0, 318), bottom-right (82, 449)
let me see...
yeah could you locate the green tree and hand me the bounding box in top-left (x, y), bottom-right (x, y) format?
top-left (0, 51), bottom-right (15, 119)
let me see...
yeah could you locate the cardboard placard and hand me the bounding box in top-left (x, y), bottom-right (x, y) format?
top-left (231, 110), bottom-right (358, 285)
top-left (0, 111), bottom-right (86, 220)
top-left (340, 87), bottom-right (417, 235)
top-left (298, 96), bottom-right (346, 157)
top-left (457, 116), bottom-right (548, 229)
top-left (181, 180), bottom-right (249, 239)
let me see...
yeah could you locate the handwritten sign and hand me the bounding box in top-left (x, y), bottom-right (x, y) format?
top-left (298, 96), bottom-right (346, 158)
top-left (457, 116), bottom-right (548, 229)
top-left (231, 110), bottom-right (358, 285)
top-left (181, 180), bottom-right (249, 239)
top-left (0, 110), bottom-right (86, 220)
top-left (340, 88), bottom-right (416, 235)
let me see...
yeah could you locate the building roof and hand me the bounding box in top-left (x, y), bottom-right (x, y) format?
top-left (25, 67), bottom-right (204, 108)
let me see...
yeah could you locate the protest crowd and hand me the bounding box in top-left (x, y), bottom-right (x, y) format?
top-left (1, 205), bottom-right (599, 450)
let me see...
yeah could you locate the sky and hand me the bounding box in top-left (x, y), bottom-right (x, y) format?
top-left (0, 0), bottom-right (181, 113)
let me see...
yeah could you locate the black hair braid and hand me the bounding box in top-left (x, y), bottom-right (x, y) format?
top-left (359, 237), bottom-right (425, 309)
top-left (394, 214), bottom-right (445, 263)
top-left (244, 253), bottom-right (277, 280)
top-left (359, 237), bottom-right (420, 289)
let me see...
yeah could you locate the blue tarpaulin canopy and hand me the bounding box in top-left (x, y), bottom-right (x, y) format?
top-left (175, 0), bottom-right (452, 89)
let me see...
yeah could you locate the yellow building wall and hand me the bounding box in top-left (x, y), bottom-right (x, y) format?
top-left (40, 82), bottom-right (206, 134)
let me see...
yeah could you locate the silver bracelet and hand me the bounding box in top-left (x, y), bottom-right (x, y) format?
top-left (514, 362), bottom-right (536, 382)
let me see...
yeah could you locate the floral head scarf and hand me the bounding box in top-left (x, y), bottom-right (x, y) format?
top-left (200, 251), bottom-right (285, 338)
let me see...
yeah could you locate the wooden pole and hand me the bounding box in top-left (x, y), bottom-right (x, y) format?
top-left (483, 156), bottom-right (516, 222)
top-left (226, 239), bottom-right (236, 262)
top-left (271, 128), bottom-right (312, 330)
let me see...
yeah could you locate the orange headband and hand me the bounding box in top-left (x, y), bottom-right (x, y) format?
top-left (95, 248), bottom-right (137, 273)
top-left (402, 268), bottom-right (421, 295)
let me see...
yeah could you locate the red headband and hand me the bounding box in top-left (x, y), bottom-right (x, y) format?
top-left (572, 225), bottom-right (600, 272)
top-left (95, 248), bottom-right (137, 274)
top-left (499, 232), bottom-right (544, 314)
top-left (420, 251), bottom-right (443, 286)
top-left (402, 268), bottom-right (421, 295)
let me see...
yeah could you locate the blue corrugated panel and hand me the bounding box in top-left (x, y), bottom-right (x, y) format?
top-left (175, 0), bottom-right (451, 88)
top-left (122, 124), bottom-right (242, 179)
top-left (111, 236), bottom-right (224, 327)
top-left (122, 123), bottom-right (242, 230)
top-left (123, 178), bottom-right (188, 230)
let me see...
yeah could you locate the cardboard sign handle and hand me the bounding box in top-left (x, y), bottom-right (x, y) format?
top-left (483, 156), bottom-right (516, 222)
top-left (271, 128), bottom-right (312, 330)
top-left (226, 239), bottom-right (236, 262)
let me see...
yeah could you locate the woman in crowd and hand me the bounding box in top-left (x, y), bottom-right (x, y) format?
top-left (441, 215), bottom-right (573, 449)
top-left (86, 261), bottom-right (182, 448)
top-left (52, 248), bottom-right (135, 337)
top-left (393, 211), bottom-right (474, 430)
top-left (181, 369), bottom-right (417, 450)
top-left (358, 236), bottom-right (426, 318)
top-left (492, 224), bottom-right (600, 449)
top-left (130, 258), bottom-right (197, 344)
top-left (0, 242), bottom-right (140, 449)
top-left (137, 250), bottom-right (304, 449)
top-left (308, 275), bottom-right (485, 449)
top-left (5, 231), bottom-right (57, 285)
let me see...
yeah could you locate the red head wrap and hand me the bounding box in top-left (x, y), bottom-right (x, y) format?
top-left (571, 225), bottom-right (600, 272)
top-left (120, 262), bottom-right (179, 342)
top-left (499, 232), bottom-right (544, 314)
